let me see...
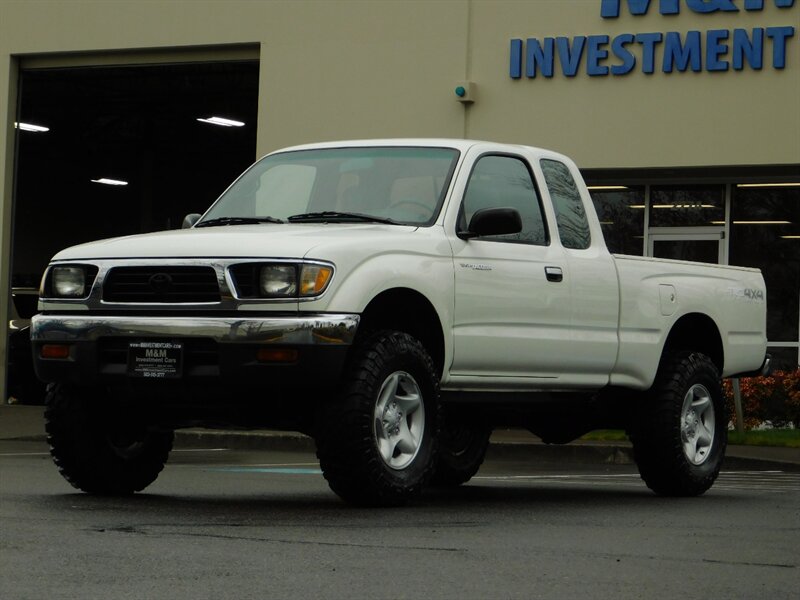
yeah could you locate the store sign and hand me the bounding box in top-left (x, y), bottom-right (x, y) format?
top-left (510, 0), bottom-right (796, 78)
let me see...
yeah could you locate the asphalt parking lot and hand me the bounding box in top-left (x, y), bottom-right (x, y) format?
top-left (2, 404), bottom-right (798, 600)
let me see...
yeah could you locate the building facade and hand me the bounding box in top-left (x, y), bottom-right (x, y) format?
top-left (1, 0), bottom-right (798, 399)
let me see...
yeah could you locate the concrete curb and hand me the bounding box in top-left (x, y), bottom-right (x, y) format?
top-left (3, 405), bottom-right (798, 472)
top-left (172, 429), bottom-right (800, 472)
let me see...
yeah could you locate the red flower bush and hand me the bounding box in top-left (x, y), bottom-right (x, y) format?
top-left (723, 369), bottom-right (800, 429)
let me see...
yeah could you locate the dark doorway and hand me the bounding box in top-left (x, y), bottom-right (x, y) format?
top-left (12, 60), bottom-right (259, 290)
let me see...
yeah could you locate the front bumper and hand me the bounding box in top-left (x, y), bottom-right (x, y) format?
top-left (31, 313), bottom-right (360, 386)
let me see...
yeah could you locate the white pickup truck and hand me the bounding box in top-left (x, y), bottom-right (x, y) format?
top-left (32, 139), bottom-right (769, 506)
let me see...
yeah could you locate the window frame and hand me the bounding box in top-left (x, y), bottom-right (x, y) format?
top-left (456, 152), bottom-right (550, 247)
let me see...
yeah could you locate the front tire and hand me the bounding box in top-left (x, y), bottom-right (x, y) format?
top-left (316, 331), bottom-right (441, 506)
top-left (630, 352), bottom-right (726, 497)
top-left (45, 383), bottom-right (173, 494)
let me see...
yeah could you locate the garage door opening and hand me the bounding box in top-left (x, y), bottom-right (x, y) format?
top-left (7, 59), bottom-right (259, 403)
top-left (12, 59), bottom-right (259, 291)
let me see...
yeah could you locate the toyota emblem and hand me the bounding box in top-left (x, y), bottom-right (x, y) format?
top-left (148, 272), bottom-right (174, 294)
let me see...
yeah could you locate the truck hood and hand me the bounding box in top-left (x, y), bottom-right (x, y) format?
top-left (51, 223), bottom-right (421, 262)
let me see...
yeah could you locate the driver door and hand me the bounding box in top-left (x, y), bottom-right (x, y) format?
top-left (449, 154), bottom-right (572, 383)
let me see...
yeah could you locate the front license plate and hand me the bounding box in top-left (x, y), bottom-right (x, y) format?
top-left (127, 341), bottom-right (183, 379)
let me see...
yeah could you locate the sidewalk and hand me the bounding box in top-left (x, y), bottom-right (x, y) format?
top-left (3, 403), bottom-right (798, 471)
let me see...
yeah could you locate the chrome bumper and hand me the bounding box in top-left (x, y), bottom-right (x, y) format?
top-left (31, 313), bottom-right (360, 346)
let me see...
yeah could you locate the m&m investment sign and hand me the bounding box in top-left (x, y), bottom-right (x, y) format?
top-left (510, 0), bottom-right (797, 78)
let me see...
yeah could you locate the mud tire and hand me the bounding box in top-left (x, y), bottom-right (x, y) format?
top-left (45, 383), bottom-right (173, 494)
top-left (316, 331), bottom-right (440, 506)
top-left (630, 352), bottom-right (726, 497)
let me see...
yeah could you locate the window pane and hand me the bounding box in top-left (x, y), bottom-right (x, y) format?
top-left (256, 165), bottom-right (316, 217)
top-left (653, 239), bottom-right (719, 263)
top-left (730, 185), bottom-right (800, 343)
top-left (203, 147), bottom-right (459, 226)
top-left (540, 159), bottom-right (591, 250)
top-left (589, 186), bottom-right (645, 255)
top-left (461, 155), bottom-right (547, 245)
top-left (649, 185), bottom-right (725, 227)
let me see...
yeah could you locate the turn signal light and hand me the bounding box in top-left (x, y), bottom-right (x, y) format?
top-left (300, 265), bottom-right (333, 297)
top-left (256, 348), bottom-right (299, 363)
top-left (41, 344), bottom-right (71, 359)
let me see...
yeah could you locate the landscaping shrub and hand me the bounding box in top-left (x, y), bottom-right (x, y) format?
top-left (723, 368), bottom-right (800, 429)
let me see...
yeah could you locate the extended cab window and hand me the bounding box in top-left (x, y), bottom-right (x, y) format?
top-left (460, 155), bottom-right (547, 245)
top-left (540, 159), bottom-right (591, 250)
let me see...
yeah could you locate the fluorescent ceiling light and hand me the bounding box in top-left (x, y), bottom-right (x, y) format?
top-left (629, 204), bottom-right (716, 209)
top-left (781, 235), bottom-right (800, 239)
top-left (712, 220), bottom-right (792, 225)
top-left (653, 204), bottom-right (716, 209)
top-left (587, 185), bottom-right (628, 191)
top-left (15, 122), bottom-right (49, 132)
top-left (737, 183), bottom-right (800, 188)
top-left (91, 178), bottom-right (128, 186)
top-left (196, 116), bottom-right (245, 127)
top-left (729, 220), bottom-right (791, 225)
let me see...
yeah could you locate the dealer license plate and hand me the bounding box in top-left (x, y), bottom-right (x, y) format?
top-left (127, 341), bottom-right (183, 379)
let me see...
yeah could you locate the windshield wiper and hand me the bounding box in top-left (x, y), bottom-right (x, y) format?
top-left (195, 216), bottom-right (285, 228)
top-left (288, 211), bottom-right (398, 225)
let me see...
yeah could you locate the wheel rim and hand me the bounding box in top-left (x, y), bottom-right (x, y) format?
top-left (680, 384), bottom-right (716, 466)
top-left (106, 431), bottom-right (146, 459)
top-left (373, 371), bottom-right (425, 470)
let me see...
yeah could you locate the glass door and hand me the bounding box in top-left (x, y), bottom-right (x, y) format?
top-left (646, 185), bottom-right (728, 265)
top-left (648, 228), bottom-right (725, 264)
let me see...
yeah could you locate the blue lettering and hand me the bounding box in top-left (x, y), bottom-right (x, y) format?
top-left (744, 1), bottom-right (796, 8)
top-left (526, 38), bottom-right (555, 78)
top-left (556, 36), bottom-right (587, 77)
top-left (663, 31), bottom-right (702, 72)
top-left (686, 0), bottom-right (738, 12)
top-left (601, 0), bottom-right (679, 18)
top-left (707, 29), bottom-right (730, 71)
top-left (732, 28), bottom-right (764, 70)
top-left (510, 39), bottom-right (523, 78)
top-left (512, 0), bottom-right (796, 80)
top-left (587, 35), bottom-right (610, 75)
top-left (602, 0), bottom-right (794, 16)
top-left (611, 34), bottom-right (637, 74)
top-left (766, 26), bottom-right (795, 68)
top-left (635, 32), bottom-right (663, 73)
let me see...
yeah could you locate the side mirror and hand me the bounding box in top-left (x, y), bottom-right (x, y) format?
top-left (182, 213), bottom-right (202, 229)
top-left (459, 207), bottom-right (522, 239)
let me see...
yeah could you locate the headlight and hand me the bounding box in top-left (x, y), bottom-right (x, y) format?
top-left (51, 266), bottom-right (87, 297)
top-left (43, 264), bottom-right (98, 299)
top-left (232, 262), bottom-right (334, 299)
top-left (259, 265), bottom-right (297, 297)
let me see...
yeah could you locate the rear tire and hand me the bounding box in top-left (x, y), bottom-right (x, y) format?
top-left (45, 383), bottom-right (173, 494)
top-left (316, 331), bottom-right (440, 506)
top-left (630, 352), bottom-right (726, 497)
top-left (431, 420), bottom-right (491, 486)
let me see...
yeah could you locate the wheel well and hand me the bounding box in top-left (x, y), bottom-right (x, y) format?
top-left (359, 288), bottom-right (445, 376)
top-left (661, 313), bottom-right (724, 372)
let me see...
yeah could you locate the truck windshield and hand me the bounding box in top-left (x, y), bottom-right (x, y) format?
top-left (198, 146), bottom-right (460, 227)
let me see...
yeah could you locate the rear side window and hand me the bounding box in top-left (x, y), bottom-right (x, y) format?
top-left (460, 155), bottom-right (547, 245)
top-left (540, 159), bottom-right (591, 250)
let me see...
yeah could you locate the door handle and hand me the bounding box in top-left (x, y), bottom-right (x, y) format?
top-left (545, 266), bottom-right (563, 282)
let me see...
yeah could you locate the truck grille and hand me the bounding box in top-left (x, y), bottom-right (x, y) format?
top-left (103, 267), bottom-right (220, 303)
top-left (228, 264), bottom-right (259, 298)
